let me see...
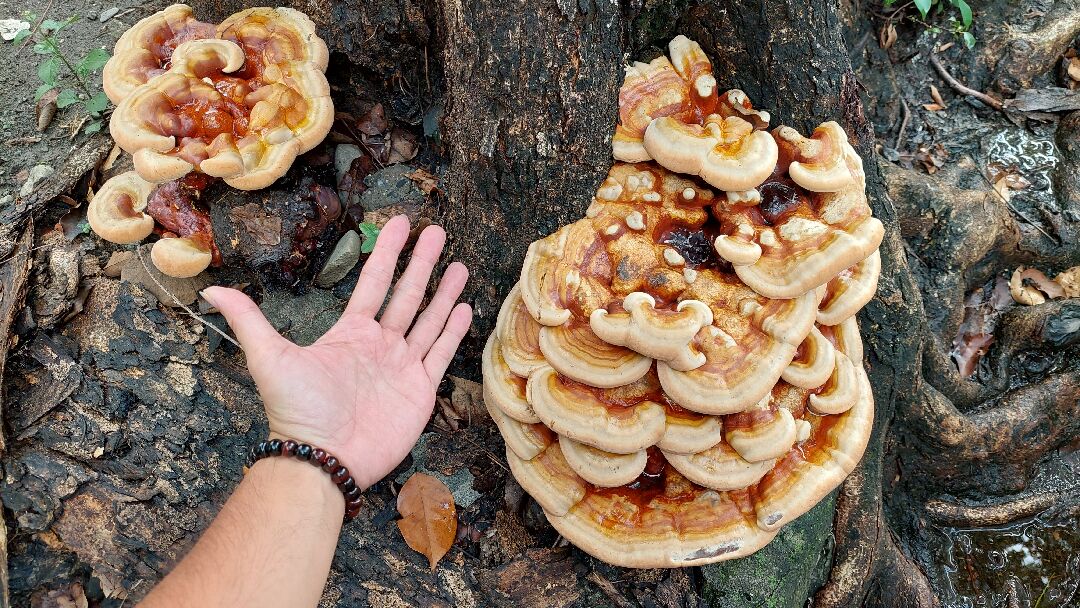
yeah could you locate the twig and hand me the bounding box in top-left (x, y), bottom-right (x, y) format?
top-left (895, 96), bottom-right (911, 150)
top-left (976, 170), bottom-right (1060, 243)
top-left (134, 247), bottom-right (240, 348)
top-left (14, 0), bottom-right (56, 56)
top-left (929, 54), bottom-right (1004, 111)
top-left (586, 571), bottom-right (635, 608)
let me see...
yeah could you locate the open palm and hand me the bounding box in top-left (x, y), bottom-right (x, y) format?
top-left (202, 216), bottom-right (472, 489)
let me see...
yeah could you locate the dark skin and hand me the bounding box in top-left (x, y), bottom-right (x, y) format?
top-left (141, 216), bottom-right (472, 607)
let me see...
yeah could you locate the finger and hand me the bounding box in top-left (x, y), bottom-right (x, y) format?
top-left (379, 224), bottom-right (447, 334)
top-left (200, 286), bottom-right (286, 361)
top-left (423, 302), bottom-right (473, 385)
top-left (407, 261), bottom-right (469, 356)
top-left (343, 215), bottom-right (411, 319)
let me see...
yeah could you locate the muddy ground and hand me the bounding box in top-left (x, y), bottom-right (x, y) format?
top-left (1, 0), bottom-right (1079, 607)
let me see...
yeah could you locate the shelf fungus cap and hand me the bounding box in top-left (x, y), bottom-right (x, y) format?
top-left (150, 235), bottom-right (213, 278)
top-left (520, 221), bottom-right (612, 327)
top-left (483, 383), bottom-right (552, 461)
top-left (716, 90), bottom-right (770, 130)
top-left (613, 56), bottom-right (690, 163)
top-left (538, 322), bottom-right (653, 388)
top-left (663, 440), bottom-right (774, 491)
top-left (817, 250), bottom-right (881, 325)
top-left (495, 284), bottom-right (548, 377)
top-left (773, 121), bottom-right (859, 193)
top-left (510, 443), bottom-right (779, 567)
top-left (807, 350), bottom-right (861, 415)
top-left (590, 292), bottom-right (713, 371)
top-left (724, 401), bottom-right (798, 463)
top-left (781, 326), bottom-right (836, 389)
top-left (643, 114), bottom-right (778, 192)
top-left (110, 7), bottom-right (333, 190)
top-left (527, 366), bottom-right (667, 454)
top-left (657, 411), bottom-right (726, 455)
top-left (728, 186), bottom-right (885, 299)
top-left (87, 171), bottom-right (157, 244)
top-left (102, 4), bottom-right (215, 104)
top-left (753, 365), bottom-right (874, 531)
top-left (559, 437), bottom-right (647, 487)
top-left (482, 334), bottom-right (539, 424)
top-left (657, 271), bottom-right (818, 415)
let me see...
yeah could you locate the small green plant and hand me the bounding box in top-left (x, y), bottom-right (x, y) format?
top-left (358, 222), bottom-right (381, 254)
top-left (885, 0), bottom-right (976, 48)
top-left (14, 15), bottom-right (111, 133)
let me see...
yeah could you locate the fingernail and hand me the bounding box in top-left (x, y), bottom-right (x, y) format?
top-left (199, 288), bottom-right (219, 309)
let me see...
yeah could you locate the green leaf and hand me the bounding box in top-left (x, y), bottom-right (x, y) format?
top-left (34, 83), bottom-right (54, 101)
top-left (913, 0), bottom-right (933, 18)
top-left (962, 31), bottom-right (976, 48)
top-left (40, 19), bottom-right (65, 33)
top-left (358, 222), bottom-right (380, 253)
top-left (12, 28), bottom-right (31, 45)
top-left (37, 56), bottom-right (59, 86)
top-left (951, 0), bottom-right (972, 28)
top-left (32, 41), bottom-right (52, 54)
top-left (55, 89), bottom-right (80, 108)
top-left (76, 48), bottom-right (110, 79)
top-left (85, 91), bottom-right (109, 115)
top-left (884, 0), bottom-right (896, 5)
top-left (83, 121), bottom-right (103, 134)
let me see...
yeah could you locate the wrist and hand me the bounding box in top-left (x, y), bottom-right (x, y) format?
top-left (251, 436), bottom-right (364, 520)
top-left (246, 456), bottom-right (344, 520)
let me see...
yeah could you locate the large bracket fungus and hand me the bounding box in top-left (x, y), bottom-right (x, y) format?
top-left (88, 5), bottom-right (333, 278)
top-left (482, 36), bottom-right (883, 568)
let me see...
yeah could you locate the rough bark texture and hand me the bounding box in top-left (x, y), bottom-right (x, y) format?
top-left (4, 0), bottom-right (1080, 606)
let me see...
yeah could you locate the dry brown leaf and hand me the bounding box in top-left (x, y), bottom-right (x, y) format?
top-left (397, 472), bottom-right (457, 570)
top-left (1055, 265), bottom-right (1080, 297)
top-left (922, 102), bottom-right (944, 112)
top-left (879, 23), bottom-right (897, 50)
top-left (405, 168), bottom-right (440, 195)
top-left (930, 84), bottom-right (947, 108)
top-left (357, 103), bottom-right (388, 136)
top-left (36, 88), bottom-right (59, 132)
top-left (229, 204), bottom-right (282, 246)
top-left (388, 128), bottom-right (419, 164)
top-left (1068, 57), bottom-right (1080, 83)
top-left (101, 144), bottom-right (122, 171)
top-left (992, 176), bottom-right (1013, 203)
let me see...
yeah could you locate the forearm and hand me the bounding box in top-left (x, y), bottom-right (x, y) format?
top-left (141, 456), bottom-right (344, 607)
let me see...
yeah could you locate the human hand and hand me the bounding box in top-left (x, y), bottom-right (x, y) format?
top-left (200, 216), bottom-right (472, 489)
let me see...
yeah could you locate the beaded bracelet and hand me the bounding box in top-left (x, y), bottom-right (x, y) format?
top-left (246, 438), bottom-right (363, 521)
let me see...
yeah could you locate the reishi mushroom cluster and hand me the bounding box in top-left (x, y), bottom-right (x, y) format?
top-left (87, 4), bottom-right (333, 277)
top-left (483, 36), bottom-right (884, 568)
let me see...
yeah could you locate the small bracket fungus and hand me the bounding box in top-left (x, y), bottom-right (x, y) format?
top-left (102, 4), bottom-right (215, 104)
top-left (612, 36), bottom-right (717, 163)
top-left (590, 292), bottom-right (713, 371)
top-left (89, 171), bottom-right (220, 278)
top-left (1009, 266), bottom-right (1066, 305)
top-left (773, 121), bottom-right (861, 193)
top-left (87, 171), bottom-right (157, 244)
top-left (559, 437), bottom-right (647, 487)
top-left (484, 35), bottom-right (881, 568)
top-left (108, 6), bottom-right (332, 189)
top-left (644, 114), bottom-right (779, 192)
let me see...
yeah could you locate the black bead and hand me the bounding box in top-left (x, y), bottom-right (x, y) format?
top-left (257, 441), bottom-right (270, 458)
top-left (268, 439), bottom-right (283, 456)
top-left (343, 487), bottom-right (361, 501)
top-left (248, 445), bottom-right (259, 463)
top-left (331, 466), bottom-right (350, 484)
top-left (338, 477), bottom-right (356, 494)
top-left (297, 444), bottom-right (313, 460)
top-left (322, 456), bottom-right (338, 473)
top-left (283, 440), bottom-right (298, 456)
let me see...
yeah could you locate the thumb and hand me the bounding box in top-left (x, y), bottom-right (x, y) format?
top-left (201, 286), bottom-right (284, 355)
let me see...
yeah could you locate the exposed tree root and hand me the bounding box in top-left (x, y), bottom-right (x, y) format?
top-left (926, 490), bottom-right (1080, 527)
top-left (984, 0), bottom-right (1080, 94)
